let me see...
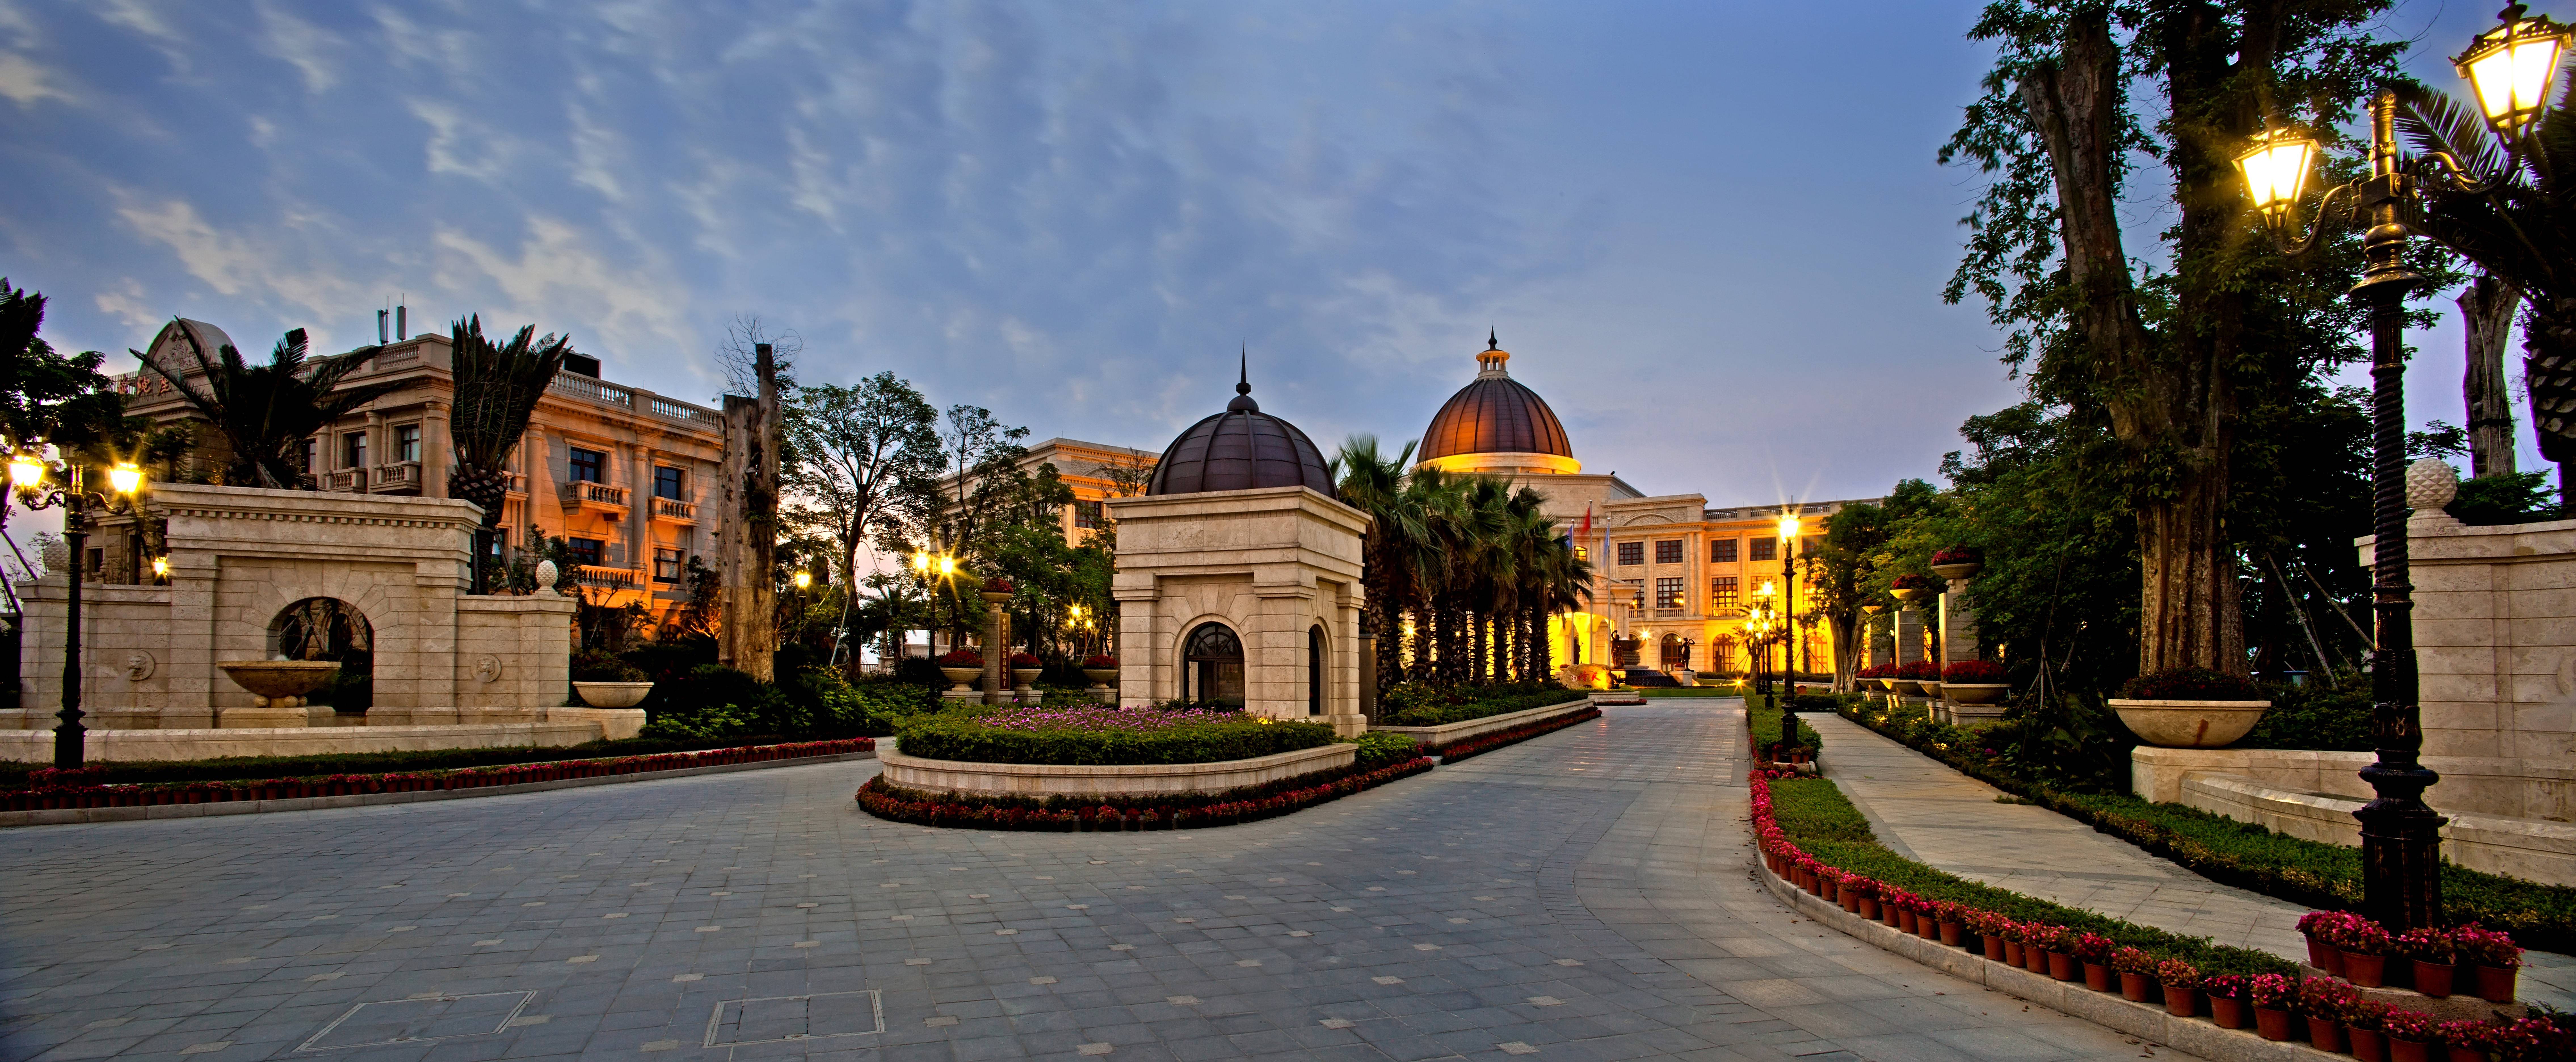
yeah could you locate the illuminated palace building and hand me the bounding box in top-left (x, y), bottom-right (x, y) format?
top-left (1034, 336), bottom-right (1875, 677)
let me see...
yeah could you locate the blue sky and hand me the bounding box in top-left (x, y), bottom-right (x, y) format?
top-left (0, 1), bottom-right (2541, 505)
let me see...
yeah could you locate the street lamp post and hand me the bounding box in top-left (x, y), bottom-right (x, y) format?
top-left (1777, 514), bottom-right (1800, 749)
top-left (2236, 3), bottom-right (2571, 931)
top-left (10, 453), bottom-right (146, 769)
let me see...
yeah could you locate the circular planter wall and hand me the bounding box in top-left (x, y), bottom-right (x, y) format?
top-left (878, 741), bottom-right (1355, 799)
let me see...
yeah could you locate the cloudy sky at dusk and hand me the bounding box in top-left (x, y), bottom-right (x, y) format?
top-left (0, 0), bottom-right (2539, 506)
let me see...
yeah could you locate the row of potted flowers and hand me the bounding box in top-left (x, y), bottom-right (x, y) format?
top-left (2298, 911), bottom-right (2522, 1001)
top-left (853, 754), bottom-right (1435, 831)
top-left (1749, 773), bottom-right (2564, 1061)
top-left (1429, 707), bottom-right (1601, 762)
top-left (0, 738), bottom-right (875, 811)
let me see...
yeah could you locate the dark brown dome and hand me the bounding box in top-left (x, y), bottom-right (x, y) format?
top-left (1147, 364), bottom-right (1335, 496)
top-left (1418, 336), bottom-right (1572, 462)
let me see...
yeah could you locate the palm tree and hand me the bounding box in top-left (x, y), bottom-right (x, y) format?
top-left (447, 315), bottom-right (573, 529)
top-left (1334, 436), bottom-right (1420, 695)
top-left (144, 324), bottom-right (400, 488)
top-left (2398, 84), bottom-right (2576, 505)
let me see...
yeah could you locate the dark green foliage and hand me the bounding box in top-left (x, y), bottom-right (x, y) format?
top-left (1382, 684), bottom-right (1578, 726)
top-left (895, 715), bottom-right (1335, 766)
top-left (2118, 667), bottom-right (2262, 701)
top-left (0, 279), bottom-right (123, 459)
top-left (1839, 702), bottom-right (2576, 952)
top-left (2447, 471), bottom-right (2562, 526)
top-left (892, 656), bottom-right (948, 689)
top-left (1768, 777), bottom-right (2295, 977)
top-left (447, 316), bottom-right (571, 530)
top-left (1342, 731), bottom-right (1423, 772)
top-left (571, 649), bottom-right (648, 684)
top-left (0, 735), bottom-right (787, 790)
top-left (2238, 671), bottom-right (2373, 751)
top-left (142, 324), bottom-right (404, 488)
top-left (1744, 694), bottom-right (1821, 755)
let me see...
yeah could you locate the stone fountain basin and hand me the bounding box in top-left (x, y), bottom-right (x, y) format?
top-left (218, 661), bottom-right (341, 700)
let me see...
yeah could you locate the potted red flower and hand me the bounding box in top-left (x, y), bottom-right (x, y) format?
top-left (2154, 959), bottom-right (2201, 1018)
top-left (935, 648), bottom-right (984, 690)
top-left (2201, 975), bottom-right (2249, 1029)
top-left (2249, 974), bottom-right (2298, 1041)
top-left (2344, 1000), bottom-right (2392, 1062)
top-left (1964, 909), bottom-right (2009, 962)
top-left (2435, 1019), bottom-right (2492, 1062)
top-left (2110, 667), bottom-right (2270, 748)
top-left (2381, 1009), bottom-right (2439, 1062)
top-left (979, 577), bottom-right (1015, 604)
top-left (2451, 924), bottom-right (2521, 1002)
top-left (2337, 917), bottom-right (2393, 987)
top-left (1894, 660), bottom-right (1940, 698)
top-left (1891, 572), bottom-right (1944, 606)
top-left (2110, 946), bottom-right (2156, 1002)
top-left (2394, 926), bottom-right (2456, 998)
top-left (2299, 977), bottom-right (2357, 1053)
top-left (1008, 652), bottom-right (1043, 690)
top-left (1080, 654), bottom-right (1119, 687)
top-left (1929, 545), bottom-right (1983, 580)
top-left (1940, 659), bottom-right (2010, 705)
top-left (2299, 910), bottom-right (2354, 975)
top-left (2068, 933), bottom-right (2114, 991)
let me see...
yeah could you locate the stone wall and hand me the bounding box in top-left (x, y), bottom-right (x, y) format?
top-left (2360, 510), bottom-right (2576, 764)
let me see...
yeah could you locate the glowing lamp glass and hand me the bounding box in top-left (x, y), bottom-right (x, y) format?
top-left (1777, 514), bottom-right (1798, 541)
top-left (107, 463), bottom-right (143, 495)
top-left (911, 551), bottom-right (930, 573)
top-left (2235, 130), bottom-right (2317, 219)
top-left (792, 571), bottom-right (813, 590)
top-left (2459, 15), bottom-right (2571, 136)
top-left (8, 455), bottom-right (44, 489)
top-left (152, 557), bottom-right (169, 578)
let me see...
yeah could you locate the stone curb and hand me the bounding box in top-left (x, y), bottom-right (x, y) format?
top-left (1754, 857), bottom-right (2329, 1062)
top-left (0, 751), bottom-right (876, 829)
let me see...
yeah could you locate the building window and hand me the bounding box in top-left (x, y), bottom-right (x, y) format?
top-left (1712, 576), bottom-right (1740, 609)
top-left (569, 447), bottom-right (606, 483)
top-left (566, 537), bottom-right (603, 567)
top-left (654, 547), bottom-right (684, 583)
top-left (1711, 538), bottom-right (1738, 563)
top-left (1655, 577), bottom-right (1683, 609)
top-left (1074, 499), bottom-right (1105, 529)
top-left (1574, 545), bottom-right (1588, 560)
top-left (1712, 637), bottom-right (1736, 671)
top-left (1655, 539), bottom-right (1683, 565)
top-left (342, 431), bottom-right (367, 470)
top-left (1750, 538), bottom-right (1777, 562)
top-left (301, 439), bottom-right (317, 475)
top-left (654, 465), bottom-right (684, 500)
top-left (395, 424), bottom-right (421, 463)
top-left (1615, 541), bottom-right (1643, 566)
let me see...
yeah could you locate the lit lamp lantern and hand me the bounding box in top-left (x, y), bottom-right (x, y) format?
top-left (2457, 5), bottom-right (2573, 142)
top-left (8, 453), bottom-right (45, 490)
top-left (106, 463), bottom-right (143, 496)
top-left (2235, 128), bottom-right (2318, 231)
top-left (792, 570), bottom-right (813, 590)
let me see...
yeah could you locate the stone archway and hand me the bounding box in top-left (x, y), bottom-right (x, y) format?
top-left (1307, 624), bottom-right (1327, 717)
top-left (271, 597), bottom-right (374, 713)
top-left (1180, 621), bottom-right (1244, 707)
top-left (1659, 633), bottom-right (1688, 671)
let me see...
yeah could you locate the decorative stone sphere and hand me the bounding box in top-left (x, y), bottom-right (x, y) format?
top-left (535, 559), bottom-right (559, 587)
top-left (39, 538), bottom-right (68, 574)
top-left (2405, 458), bottom-right (2459, 511)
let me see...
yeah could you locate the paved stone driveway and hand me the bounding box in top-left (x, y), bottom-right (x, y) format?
top-left (0, 705), bottom-right (2181, 1062)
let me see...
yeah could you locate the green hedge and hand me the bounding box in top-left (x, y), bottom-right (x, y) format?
top-left (1744, 694), bottom-right (1820, 755)
top-left (1346, 731), bottom-right (1425, 772)
top-left (1768, 777), bottom-right (2296, 977)
top-left (894, 715), bottom-right (1336, 765)
top-left (1839, 703), bottom-right (2576, 954)
top-left (1382, 687), bottom-right (1577, 726)
top-left (0, 734), bottom-right (785, 790)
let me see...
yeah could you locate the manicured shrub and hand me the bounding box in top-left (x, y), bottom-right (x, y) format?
top-left (853, 751), bottom-right (1435, 830)
top-left (1896, 661), bottom-right (1940, 680)
top-left (1942, 659), bottom-right (2007, 684)
top-left (895, 706), bottom-right (1335, 765)
top-left (572, 649), bottom-right (648, 683)
top-left (1382, 683), bottom-right (1577, 726)
top-left (2117, 667), bottom-right (2261, 701)
top-left (1344, 731), bottom-right (1424, 772)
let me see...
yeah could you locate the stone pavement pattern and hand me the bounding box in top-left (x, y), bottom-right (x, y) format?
top-left (0, 705), bottom-right (2183, 1061)
top-left (1808, 712), bottom-right (2574, 1009)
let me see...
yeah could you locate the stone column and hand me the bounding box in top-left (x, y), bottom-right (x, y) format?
top-left (1894, 607), bottom-right (1925, 667)
top-left (422, 400), bottom-right (452, 502)
top-left (981, 598), bottom-right (1006, 705)
top-left (1113, 580), bottom-right (1156, 707)
top-left (1940, 581), bottom-right (1978, 670)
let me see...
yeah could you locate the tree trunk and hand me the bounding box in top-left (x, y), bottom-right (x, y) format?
top-left (2463, 274), bottom-right (2521, 478)
top-left (1828, 610), bottom-right (1859, 693)
top-left (2022, 8), bottom-right (2247, 676)
top-left (716, 344), bottom-right (782, 682)
top-left (2525, 297), bottom-right (2576, 510)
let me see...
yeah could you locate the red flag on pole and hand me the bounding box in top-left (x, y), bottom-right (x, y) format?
top-left (1578, 504), bottom-right (1591, 540)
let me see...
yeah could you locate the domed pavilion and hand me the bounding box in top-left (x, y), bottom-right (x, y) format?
top-left (1413, 332), bottom-right (1581, 477)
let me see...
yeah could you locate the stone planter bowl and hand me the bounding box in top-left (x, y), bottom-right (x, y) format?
top-left (1011, 667), bottom-right (1042, 689)
top-left (218, 660), bottom-right (340, 708)
top-left (2109, 698), bottom-right (2271, 748)
top-left (1890, 679), bottom-right (1923, 696)
top-left (1918, 680), bottom-right (1943, 697)
top-left (1082, 668), bottom-right (1118, 687)
top-left (1892, 587), bottom-right (1937, 606)
top-left (938, 666), bottom-right (983, 691)
top-left (573, 681), bottom-right (655, 708)
top-left (1930, 560), bottom-right (1983, 580)
top-left (1943, 682), bottom-right (2009, 705)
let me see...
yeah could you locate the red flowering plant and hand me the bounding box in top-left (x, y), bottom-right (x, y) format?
top-left (1926, 900), bottom-right (1964, 926)
top-left (983, 578), bottom-right (1015, 595)
top-left (1008, 652), bottom-right (1042, 668)
top-left (2380, 1009), bottom-right (2440, 1043)
top-left (2297, 977), bottom-right (2360, 1021)
top-left (1082, 655), bottom-right (1117, 668)
top-left (2296, 910), bottom-right (2357, 937)
top-left (2437, 1019), bottom-right (2495, 1055)
top-left (1962, 909), bottom-right (2012, 937)
top-left (2067, 933), bottom-right (2115, 966)
top-left (2393, 926), bottom-right (2455, 964)
top-left (2343, 999), bottom-right (2389, 1032)
top-left (1892, 572), bottom-right (1945, 593)
top-left (1856, 662), bottom-right (1895, 679)
top-left (2485, 1016), bottom-right (2571, 1061)
top-left (2451, 924), bottom-right (2523, 968)
top-left (2118, 666), bottom-right (2262, 701)
top-left (2020, 922), bottom-right (2067, 955)
top-left (2247, 973), bottom-right (2297, 1010)
top-left (2109, 946), bottom-right (2157, 975)
top-left (1897, 660), bottom-right (1941, 680)
top-left (937, 648), bottom-right (983, 666)
top-left (1942, 659), bottom-right (2008, 684)
top-left (1931, 546), bottom-right (1982, 566)
top-left (2153, 959), bottom-right (2201, 990)
top-left (2199, 974), bottom-right (2247, 1001)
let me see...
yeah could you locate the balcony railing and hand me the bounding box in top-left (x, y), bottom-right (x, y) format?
top-left (1655, 608), bottom-right (1687, 619)
top-left (574, 564), bottom-right (646, 591)
top-left (562, 481), bottom-right (629, 509)
top-left (548, 375), bottom-right (722, 430)
top-left (322, 469), bottom-right (366, 492)
top-left (549, 374), bottom-right (633, 409)
top-left (370, 461), bottom-right (423, 494)
top-left (648, 396), bottom-right (720, 427)
top-left (650, 496), bottom-right (697, 522)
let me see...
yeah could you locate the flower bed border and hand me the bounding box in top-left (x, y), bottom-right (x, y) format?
top-left (1428, 707), bottom-right (1599, 761)
top-left (1, 738), bottom-right (874, 814)
top-left (855, 755), bottom-right (1434, 831)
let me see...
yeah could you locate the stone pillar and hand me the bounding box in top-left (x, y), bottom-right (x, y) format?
top-left (1894, 607), bottom-right (1925, 667)
top-left (981, 600), bottom-right (1006, 705)
top-left (422, 400), bottom-right (452, 502)
top-left (1869, 615), bottom-right (1896, 669)
top-left (1940, 581), bottom-right (1978, 670)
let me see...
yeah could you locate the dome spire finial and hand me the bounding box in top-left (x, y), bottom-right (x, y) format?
top-left (1488, 328), bottom-right (1498, 351)
top-left (1227, 343), bottom-right (1259, 412)
top-left (1476, 330), bottom-right (1510, 376)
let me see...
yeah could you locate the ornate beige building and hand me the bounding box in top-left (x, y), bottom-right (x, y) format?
top-left (107, 317), bottom-right (725, 623)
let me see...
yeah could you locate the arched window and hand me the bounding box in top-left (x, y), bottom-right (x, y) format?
top-left (1660, 633), bottom-right (1689, 670)
top-left (1307, 625), bottom-right (1326, 716)
top-left (1181, 622), bottom-right (1244, 707)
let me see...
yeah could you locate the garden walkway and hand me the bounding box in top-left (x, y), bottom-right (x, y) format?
top-left (1805, 712), bottom-right (2576, 1010)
